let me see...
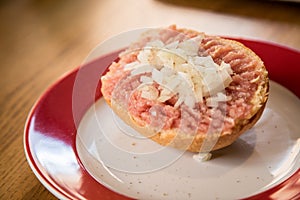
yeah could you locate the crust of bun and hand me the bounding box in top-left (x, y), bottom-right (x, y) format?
top-left (103, 29), bottom-right (269, 153)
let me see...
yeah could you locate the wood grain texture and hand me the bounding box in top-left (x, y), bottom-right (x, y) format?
top-left (0, 0), bottom-right (299, 199)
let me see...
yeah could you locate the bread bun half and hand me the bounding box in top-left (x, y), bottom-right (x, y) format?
top-left (101, 25), bottom-right (269, 153)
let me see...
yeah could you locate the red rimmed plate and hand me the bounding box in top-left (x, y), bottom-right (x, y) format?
top-left (24, 38), bottom-right (300, 200)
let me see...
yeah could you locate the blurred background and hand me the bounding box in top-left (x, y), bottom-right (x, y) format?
top-left (0, 0), bottom-right (299, 199)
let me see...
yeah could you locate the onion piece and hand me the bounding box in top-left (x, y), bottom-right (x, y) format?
top-left (131, 64), bottom-right (153, 75)
top-left (140, 85), bottom-right (159, 100)
top-left (140, 76), bottom-right (153, 84)
top-left (151, 68), bottom-right (163, 84)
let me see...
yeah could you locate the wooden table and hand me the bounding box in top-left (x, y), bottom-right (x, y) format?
top-left (1, 0), bottom-right (299, 199)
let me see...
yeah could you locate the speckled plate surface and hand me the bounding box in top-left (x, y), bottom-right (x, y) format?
top-left (77, 80), bottom-right (300, 200)
top-left (24, 37), bottom-right (300, 200)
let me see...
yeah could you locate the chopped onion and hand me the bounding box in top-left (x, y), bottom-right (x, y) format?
top-left (184, 94), bottom-right (196, 108)
top-left (128, 37), bottom-right (234, 109)
top-left (151, 68), bottom-right (163, 84)
top-left (140, 76), bottom-right (153, 84)
top-left (146, 40), bottom-right (165, 48)
top-left (157, 87), bottom-right (174, 102)
top-left (140, 85), bottom-right (159, 100)
top-left (193, 152), bottom-right (212, 162)
top-left (165, 76), bottom-right (181, 90)
top-left (124, 61), bottom-right (139, 70)
top-left (178, 72), bottom-right (194, 88)
top-left (131, 65), bottom-right (153, 75)
top-left (178, 39), bottom-right (199, 56)
top-left (206, 92), bottom-right (231, 107)
top-left (174, 96), bottom-right (184, 108)
top-left (165, 41), bottom-right (179, 49)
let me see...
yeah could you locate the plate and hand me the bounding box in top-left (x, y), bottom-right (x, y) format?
top-left (24, 37), bottom-right (300, 200)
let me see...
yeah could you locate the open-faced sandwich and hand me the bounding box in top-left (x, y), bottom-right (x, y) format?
top-left (101, 25), bottom-right (269, 153)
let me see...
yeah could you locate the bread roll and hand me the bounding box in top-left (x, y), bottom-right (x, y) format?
top-left (101, 25), bottom-right (269, 152)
